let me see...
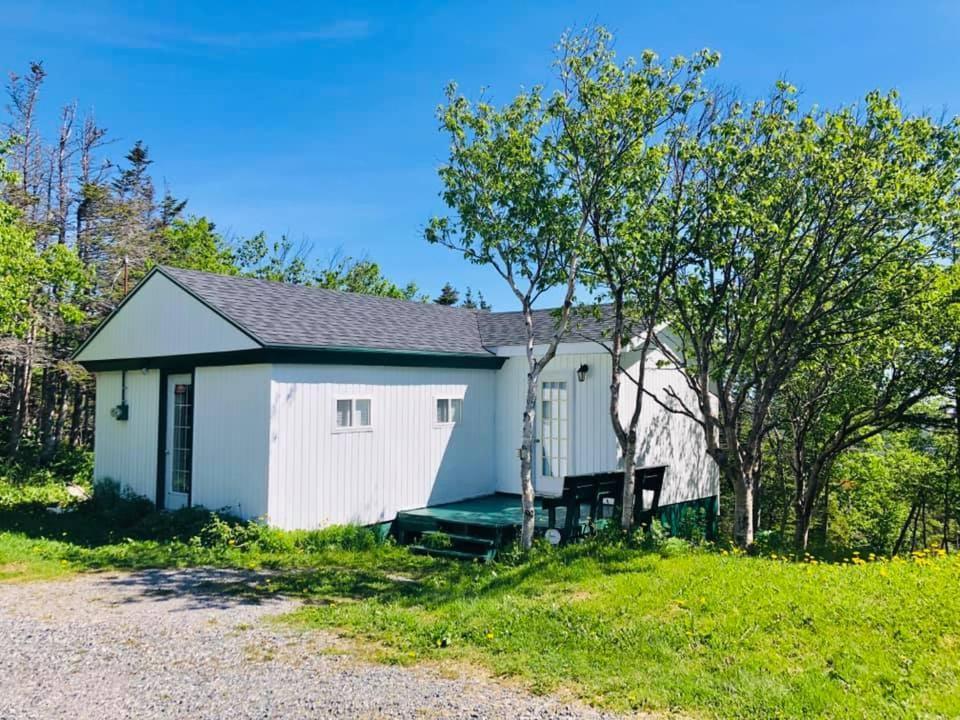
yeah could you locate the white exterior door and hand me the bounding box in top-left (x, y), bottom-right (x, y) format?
top-left (537, 376), bottom-right (570, 496)
top-left (165, 373), bottom-right (193, 509)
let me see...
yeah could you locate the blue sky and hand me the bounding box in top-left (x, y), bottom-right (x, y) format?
top-left (5, 1), bottom-right (959, 308)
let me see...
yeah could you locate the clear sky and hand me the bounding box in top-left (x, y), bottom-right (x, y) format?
top-left (5, 1), bottom-right (959, 308)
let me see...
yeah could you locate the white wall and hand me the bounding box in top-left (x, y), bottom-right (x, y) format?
top-left (494, 352), bottom-right (619, 495)
top-left (618, 356), bottom-right (719, 506)
top-left (76, 272), bottom-right (259, 362)
top-left (494, 348), bottom-right (718, 505)
top-left (93, 370), bottom-right (160, 499)
top-left (192, 364), bottom-right (271, 519)
top-left (267, 364), bottom-right (497, 529)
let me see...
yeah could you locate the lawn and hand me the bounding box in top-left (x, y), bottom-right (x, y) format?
top-left (0, 472), bottom-right (958, 719)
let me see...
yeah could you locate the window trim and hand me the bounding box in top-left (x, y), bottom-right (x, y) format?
top-left (433, 396), bottom-right (464, 428)
top-left (333, 396), bottom-right (374, 433)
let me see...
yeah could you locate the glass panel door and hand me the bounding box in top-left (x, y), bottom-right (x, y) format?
top-left (165, 374), bottom-right (193, 509)
top-left (538, 379), bottom-right (568, 493)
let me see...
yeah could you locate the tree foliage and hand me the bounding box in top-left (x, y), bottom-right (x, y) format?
top-left (654, 84), bottom-right (960, 546)
top-left (0, 64), bottom-right (421, 460)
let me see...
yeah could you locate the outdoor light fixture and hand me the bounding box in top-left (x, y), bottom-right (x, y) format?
top-left (577, 364), bottom-right (589, 382)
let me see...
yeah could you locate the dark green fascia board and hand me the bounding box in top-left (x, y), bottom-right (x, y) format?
top-left (71, 265), bottom-right (265, 361)
top-left (80, 346), bottom-right (506, 372)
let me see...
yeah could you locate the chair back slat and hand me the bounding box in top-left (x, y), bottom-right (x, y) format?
top-left (544, 466), bottom-right (668, 540)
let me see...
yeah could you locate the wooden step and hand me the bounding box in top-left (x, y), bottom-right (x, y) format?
top-left (421, 531), bottom-right (495, 546)
top-left (408, 545), bottom-right (492, 561)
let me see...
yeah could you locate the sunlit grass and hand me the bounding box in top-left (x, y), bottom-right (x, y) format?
top-left (284, 547), bottom-right (960, 719)
top-left (1, 471), bottom-right (958, 719)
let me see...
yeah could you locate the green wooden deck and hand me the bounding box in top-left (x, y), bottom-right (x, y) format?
top-left (397, 493), bottom-right (552, 529)
top-left (393, 493), bottom-right (560, 560)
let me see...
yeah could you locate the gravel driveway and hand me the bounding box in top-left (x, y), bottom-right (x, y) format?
top-left (0, 569), bottom-right (620, 719)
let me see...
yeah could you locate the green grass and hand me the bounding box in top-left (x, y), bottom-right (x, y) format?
top-left (283, 545), bottom-right (960, 719)
top-left (0, 466), bottom-right (958, 719)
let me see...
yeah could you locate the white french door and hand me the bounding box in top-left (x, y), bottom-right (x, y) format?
top-left (164, 373), bottom-right (193, 509)
top-left (537, 376), bottom-right (570, 496)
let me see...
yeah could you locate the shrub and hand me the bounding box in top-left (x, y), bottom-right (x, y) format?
top-left (192, 513), bottom-right (289, 552)
top-left (638, 518), bottom-right (669, 550)
top-left (294, 524), bottom-right (382, 553)
top-left (132, 506), bottom-right (219, 542)
top-left (658, 536), bottom-right (691, 557)
top-left (752, 529), bottom-right (785, 555)
top-left (82, 478), bottom-right (154, 528)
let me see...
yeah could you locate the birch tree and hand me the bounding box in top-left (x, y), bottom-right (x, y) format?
top-left (426, 81), bottom-right (579, 550)
top-left (428, 27), bottom-right (695, 548)
top-left (558, 32), bottom-right (719, 529)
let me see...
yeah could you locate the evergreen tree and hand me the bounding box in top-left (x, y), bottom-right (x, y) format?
top-left (434, 282), bottom-right (459, 305)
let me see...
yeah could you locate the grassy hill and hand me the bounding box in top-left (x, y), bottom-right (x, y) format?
top-left (1, 472), bottom-right (958, 719)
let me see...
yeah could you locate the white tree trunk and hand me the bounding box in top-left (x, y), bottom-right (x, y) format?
top-left (733, 475), bottom-right (755, 547)
top-left (520, 373), bottom-right (539, 549)
top-left (621, 438), bottom-right (638, 530)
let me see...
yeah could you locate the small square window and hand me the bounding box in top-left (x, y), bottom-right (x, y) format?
top-left (355, 399), bottom-right (371, 427)
top-left (336, 399), bottom-right (352, 428)
top-left (336, 398), bottom-right (372, 431)
top-left (436, 397), bottom-right (463, 425)
top-left (436, 398), bottom-right (449, 424)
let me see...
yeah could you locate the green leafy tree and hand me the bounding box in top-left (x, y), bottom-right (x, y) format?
top-left (564, 29), bottom-right (719, 529)
top-left (428, 27), bottom-right (671, 548)
top-left (0, 143), bottom-right (88, 452)
top-left (161, 217), bottom-right (237, 275)
top-left (426, 78), bottom-right (581, 549)
top-left (654, 85), bottom-right (960, 547)
top-left (234, 233), bottom-right (311, 284)
top-left (317, 254), bottom-right (419, 299)
top-left (778, 266), bottom-right (957, 550)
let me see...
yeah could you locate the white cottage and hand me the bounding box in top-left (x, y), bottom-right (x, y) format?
top-left (74, 266), bottom-right (718, 533)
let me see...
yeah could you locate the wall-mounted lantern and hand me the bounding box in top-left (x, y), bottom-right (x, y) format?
top-left (577, 364), bottom-right (589, 382)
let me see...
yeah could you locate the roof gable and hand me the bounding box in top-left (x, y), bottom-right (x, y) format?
top-left (161, 266), bottom-right (491, 356)
top-left (74, 270), bottom-right (261, 363)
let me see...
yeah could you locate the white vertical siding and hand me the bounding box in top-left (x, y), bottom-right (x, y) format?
top-left (618, 358), bottom-right (720, 506)
top-left (93, 370), bottom-right (160, 499)
top-left (494, 349), bottom-right (718, 504)
top-left (494, 352), bottom-right (619, 495)
top-left (75, 272), bottom-right (258, 362)
top-left (267, 364), bottom-right (497, 529)
top-left (191, 364), bottom-right (271, 519)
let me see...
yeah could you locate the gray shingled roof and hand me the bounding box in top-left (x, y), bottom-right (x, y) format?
top-left (476, 305), bottom-right (617, 347)
top-left (160, 266), bottom-right (619, 355)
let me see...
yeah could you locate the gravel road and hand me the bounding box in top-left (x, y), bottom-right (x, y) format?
top-left (0, 568), bottom-right (620, 719)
